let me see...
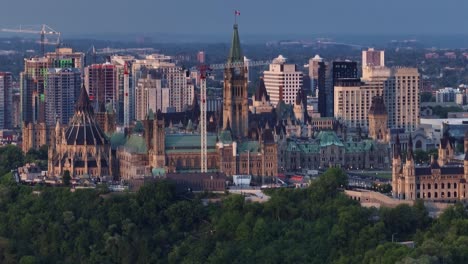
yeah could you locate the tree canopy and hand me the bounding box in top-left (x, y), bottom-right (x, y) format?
top-left (0, 168), bottom-right (465, 263)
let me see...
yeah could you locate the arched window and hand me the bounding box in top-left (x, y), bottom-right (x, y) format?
top-left (448, 192), bottom-right (451, 198)
top-left (454, 183), bottom-right (457, 189)
top-left (435, 192), bottom-right (438, 198)
top-left (442, 183), bottom-right (445, 189)
top-left (435, 183), bottom-right (438, 189)
top-left (454, 192), bottom-right (457, 198)
top-left (428, 192), bottom-right (431, 198)
top-left (428, 184), bottom-right (431, 190)
top-left (448, 183), bottom-right (451, 189)
top-left (415, 140), bottom-right (422, 149)
top-left (441, 192), bottom-right (445, 198)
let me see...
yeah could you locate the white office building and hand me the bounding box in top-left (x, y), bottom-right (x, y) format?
top-left (263, 55), bottom-right (303, 106)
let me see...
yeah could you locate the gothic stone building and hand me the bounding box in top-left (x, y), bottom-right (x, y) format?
top-left (278, 131), bottom-right (389, 172)
top-left (48, 85), bottom-right (113, 179)
top-left (392, 132), bottom-right (468, 202)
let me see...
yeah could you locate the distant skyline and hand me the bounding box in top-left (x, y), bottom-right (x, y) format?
top-left (1, 0), bottom-right (467, 37)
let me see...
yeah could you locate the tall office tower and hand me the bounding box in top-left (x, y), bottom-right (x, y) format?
top-left (308, 55), bottom-right (324, 97)
top-left (223, 23), bottom-right (249, 138)
top-left (45, 68), bottom-right (81, 126)
top-left (309, 55), bottom-right (329, 117)
top-left (84, 63), bottom-right (117, 111)
top-left (197, 51), bottom-right (206, 64)
top-left (135, 69), bottom-right (164, 120)
top-left (329, 61), bottom-right (358, 117)
top-left (12, 92), bottom-right (20, 128)
top-left (111, 55), bottom-right (135, 125)
top-left (20, 57), bottom-right (48, 124)
top-left (362, 48), bottom-right (385, 69)
top-left (263, 55), bottom-right (303, 106)
top-left (0, 72), bottom-right (12, 129)
top-left (384, 68), bottom-right (420, 131)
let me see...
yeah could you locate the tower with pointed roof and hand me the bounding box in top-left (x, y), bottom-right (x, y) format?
top-left (392, 134), bottom-right (402, 198)
top-left (403, 136), bottom-right (416, 199)
top-left (368, 95), bottom-right (388, 143)
top-left (251, 78), bottom-right (273, 114)
top-left (223, 23), bottom-right (248, 139)
top-left (48, 85), bottom-right (113, 179)
top-left (293, 88), bottom-right (305, 123)
top-left (438, 131), bottom-right (454, 167)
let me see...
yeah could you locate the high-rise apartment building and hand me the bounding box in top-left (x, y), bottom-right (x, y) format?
top-left (263, 55), bottom-right (303, 106)
top-left (334, 79), bottom-right (384, 128)
top-left (334, 67), bottom-right (420, 132)
top-left (20, 57), bottom-right (48, 124)
top-left (135, 70), bottom-right (165, 120)
top-left (84, 63), bottom-right (117, 111)
top-left (45, 68), bottom-right (81, 125)
top-left (46, 47), bottom-right (85, 72)
top-left (20, 47), bottom-right (84, 125)
top-left (0, 72), bottom-right (12, 129)
top-left (130, 55), bottom-right (193, 113)
top-left (384, 68), bottom-right (420, 131)
top-left (111, 55), bottom-right (135, 125)
top-left (362, 48), bottom-right (385, 69)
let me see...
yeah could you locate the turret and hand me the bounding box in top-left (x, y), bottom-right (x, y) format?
top-left (438, 131), bottom-right (454, 167)
top-left (392, 134), bottom-right (402, 199)
top-left (293, 88), bottom-right (305, 123)
top-left (464, 131), bottom-right (468, 180)
top-left (368, 95), bottom-right (388, 142)
top-left (403, 135), bottom-right (416, 200)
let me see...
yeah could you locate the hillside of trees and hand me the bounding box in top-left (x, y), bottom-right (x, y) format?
top-left (0, 167), bottom-right (466, 263)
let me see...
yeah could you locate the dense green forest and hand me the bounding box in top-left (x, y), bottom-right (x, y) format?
top-left (0, 167), bottom-right (466, 263)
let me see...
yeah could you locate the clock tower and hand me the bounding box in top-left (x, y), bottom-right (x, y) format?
top-left (223, 24), bottom-right (248, 139)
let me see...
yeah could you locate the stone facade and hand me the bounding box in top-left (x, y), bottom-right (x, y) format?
top-left (392, 132), bottom-right (468, 203)
top-left (277, 131), bottom-right (389, 172)
top-left (22, 122), bottom-right (54, 153)
top-left (48, 86), bottom-right (113, 179)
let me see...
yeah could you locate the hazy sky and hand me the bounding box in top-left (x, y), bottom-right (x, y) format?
top-left (1, 0), bottom-right (467, 36)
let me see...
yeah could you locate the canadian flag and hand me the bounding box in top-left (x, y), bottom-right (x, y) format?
top-left (235, 10), bottom-right (240, 16)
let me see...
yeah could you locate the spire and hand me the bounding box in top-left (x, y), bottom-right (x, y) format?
top-left (75, 84), bottom-right (93, 114)
top-left (226, 117), bottom-right (231, 131)
top-left (254, 78), bottom-right (269, 102)
top-left (295, 88), bottom-right (303, 106)
top-left (407, 134), bottom-right (414, 161)
top-left (228, 24), bottom-right (243, 63)
top-left (369, 95), bottom-right (387, 115)
top-left (393, 134), bottom-right (401, 159)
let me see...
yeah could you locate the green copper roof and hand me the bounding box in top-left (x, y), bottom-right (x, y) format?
top-left (124, 134), bottom-right (148, 154)
top-left (165, 134), bottom-right (217, 153)
top-left (317, 131), bottom-right (344, 147)
top-left (110, 132), bottom-right (126, 149)
top-left (218, 130), bottom-right (233, 144)
top-left (238, 141), bottom-right (261, 153)
top-left (152, 167), bottom-right (166, 176)
top-left (228, 24), bottom-right (243, 63)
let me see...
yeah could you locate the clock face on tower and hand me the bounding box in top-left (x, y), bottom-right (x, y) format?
top-left (234, 67), bottom-right (241, 76)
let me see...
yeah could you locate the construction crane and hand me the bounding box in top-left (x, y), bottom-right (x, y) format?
top-left (191, 59), bottom-right (272, 173)
top-left (1, 24), bottom-right (61, 55)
